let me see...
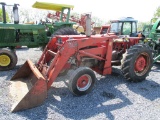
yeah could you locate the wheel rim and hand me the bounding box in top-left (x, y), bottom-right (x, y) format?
top-left (0, 55), bottom-right (11, 66)
top-left (134, 53), bottom-right (150, 76)
top-left (77, 74), bottom-right (92, 91)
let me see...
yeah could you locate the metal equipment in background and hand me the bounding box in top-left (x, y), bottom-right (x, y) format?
top-left (0, 1), bottom-right (78, 71)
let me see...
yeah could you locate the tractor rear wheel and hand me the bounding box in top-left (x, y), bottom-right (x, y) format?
top-left (0, 48), bottom-right (17, 71)
top-left (121, 44), bottom-right (153, 82)
top-left (68, 67), bottom-right (96, 96)
top-left (41, 27), bottom-right (78, 51)
top-left (52, 27), bottom-right (79, 37)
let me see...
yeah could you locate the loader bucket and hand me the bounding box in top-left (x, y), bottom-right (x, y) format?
top-left (10, 60), bottom-right (47, 112)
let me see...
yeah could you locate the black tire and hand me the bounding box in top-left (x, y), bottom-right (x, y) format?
top-left (46, 27), bottom-right (79, 66)
top-left (41, 27), bottom-right (78, 51)
top-left (121, 44), bottom-right (153, 82)
top-left (51, 27), bottom-right (78, 37)
top-left (68, 67), bottom-right (96, 96)
top-left (0, 48), bottom-right (17, 71)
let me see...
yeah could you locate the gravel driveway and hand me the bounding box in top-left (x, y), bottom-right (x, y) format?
top-left (0, 48), bottom-right (160, 120)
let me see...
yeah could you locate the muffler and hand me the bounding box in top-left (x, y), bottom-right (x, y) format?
top-left (10, 59), bottom-right (47, 112)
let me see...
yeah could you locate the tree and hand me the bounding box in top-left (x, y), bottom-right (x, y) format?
top-left (17, 8), bottom-right (52, 23)
top-left (92, 16), bottom-right (106, 27)
top-left (0, 8), bottom-right (10, 22)
top-left (151, 6), bottom-right (160, 23)
top-left (154, 6), bottom-right (160, 18)
top-left (137, 21), bottom-right (149, 32)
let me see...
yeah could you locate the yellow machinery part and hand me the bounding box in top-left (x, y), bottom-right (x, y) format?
top-left (0, 55), bottom-right (11, 66)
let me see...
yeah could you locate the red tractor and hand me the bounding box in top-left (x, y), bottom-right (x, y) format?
top-left (9, 16), bottom-right (153, 112)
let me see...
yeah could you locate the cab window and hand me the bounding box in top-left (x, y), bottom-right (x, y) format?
top-left (122, 22), bottom-right (131, 35)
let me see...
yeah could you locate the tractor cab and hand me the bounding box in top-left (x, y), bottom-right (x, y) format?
top-left (110, 17), bottom-right (138, 37)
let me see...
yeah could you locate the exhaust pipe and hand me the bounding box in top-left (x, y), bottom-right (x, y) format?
top-left (13, 4), bottom-right (19, 24)
top-left (85, 14), bottom-right (91, 37)
top-left (0, 2), bottom-right (6, 23)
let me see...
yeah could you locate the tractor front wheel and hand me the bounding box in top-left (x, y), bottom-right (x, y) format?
top-left (121, 44), bottom-right (153, 82)
top-left (0, 48), bottom-right (17, 71)
top-left (68, 67), bottom-right (96, 96)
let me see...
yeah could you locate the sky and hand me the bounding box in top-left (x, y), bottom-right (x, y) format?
top-left (2, 0), bottom-right (160, 22)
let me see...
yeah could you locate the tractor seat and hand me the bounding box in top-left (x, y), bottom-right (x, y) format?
top-left (130, 33), bottom-right (138, 37)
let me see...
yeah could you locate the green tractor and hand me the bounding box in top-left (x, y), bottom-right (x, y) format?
top-left (0, 1), bottom-right (78, 71)
top-left (142, 18), bottom-right (160, 62)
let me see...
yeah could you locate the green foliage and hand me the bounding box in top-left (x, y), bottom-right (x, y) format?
top-left (152, 6), bottom-right (160, 23)
top-left (137, 6), bottom-right (160, 32)
top-left (154, 6), bottom-right (160, 18)
top-left (0, 8), bottom-right (10, 22)
top-left (138, 21), bottom-right (149, 32)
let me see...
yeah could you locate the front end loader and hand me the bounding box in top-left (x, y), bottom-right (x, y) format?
top-left (10, 33), bottom-right (116, 112)
top-left (9, 15), bottom-right (153, 112)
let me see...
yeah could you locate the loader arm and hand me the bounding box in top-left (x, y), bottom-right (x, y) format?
top-left (45, 35), bottom-right (115, 88)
